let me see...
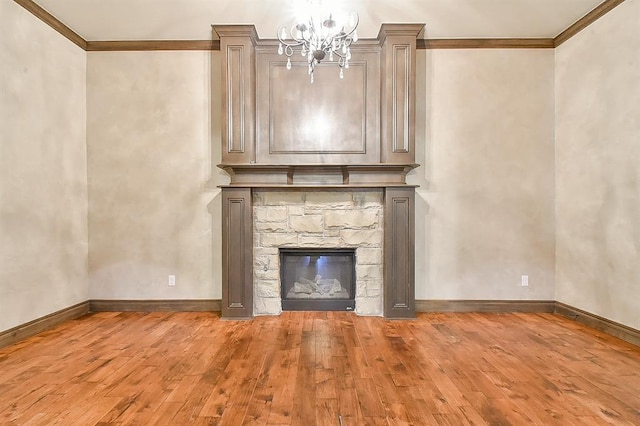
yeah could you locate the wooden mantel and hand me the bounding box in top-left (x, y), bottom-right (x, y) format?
top-left (214, 23), bottom-right (423, 319)
top-left (218, 163), bottom-right (420, 186)
top-left (213, 23), bottom-right (425, 177)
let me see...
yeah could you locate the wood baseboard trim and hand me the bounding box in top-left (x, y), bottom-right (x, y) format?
top-left (0, 301), bottom-right (89, 349)
top-left (555, 302), bottom-right (640, 347)
top-left (89, 299), bottom-right (222, 312)
top-left (415, 299), bottom-right (556, 313)
top-left (3, 299), bottom-right (636, 349)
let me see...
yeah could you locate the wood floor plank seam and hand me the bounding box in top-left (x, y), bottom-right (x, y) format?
top-left (2, 311), bottom-right (639, 424)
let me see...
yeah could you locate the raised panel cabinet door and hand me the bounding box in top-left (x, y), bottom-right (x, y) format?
top-left (214, 25), bottom-right (258, 164)
top-left (384, 187), bottom-right (416, 318)
top-left (379, 24), bottom-right (424, 164)
top-left (221, 188), bottom-right (253, 318)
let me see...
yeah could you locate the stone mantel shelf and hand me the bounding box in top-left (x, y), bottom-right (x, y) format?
top-left (218, 163), bottom-right (420, 186)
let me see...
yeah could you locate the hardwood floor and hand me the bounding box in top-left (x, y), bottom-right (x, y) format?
top-left (1, 311), bottom-right (638, 425)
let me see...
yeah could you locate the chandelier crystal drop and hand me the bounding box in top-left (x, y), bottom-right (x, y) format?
top-left (277, 0), bottom-right (359, 83)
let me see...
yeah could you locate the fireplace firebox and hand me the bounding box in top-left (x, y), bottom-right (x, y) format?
top-left (280, 248), bottom-right (356, 311)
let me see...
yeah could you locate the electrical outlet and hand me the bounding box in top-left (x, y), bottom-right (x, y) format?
top-left (521, 275), bottom-right (529, 287)
top-left (168, 275), bottom-right (176, 286)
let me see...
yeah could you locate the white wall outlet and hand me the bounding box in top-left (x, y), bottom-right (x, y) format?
top-left (521, 275), bottom-right (529, 287)
top-left (168, 275), bottom-right (176, 286)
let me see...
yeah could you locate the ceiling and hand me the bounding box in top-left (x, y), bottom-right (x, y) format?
top-left (31, 0), bottom-right (606, 41)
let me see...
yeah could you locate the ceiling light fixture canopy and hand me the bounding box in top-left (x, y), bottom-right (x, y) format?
top-left (277, 0), bottom-right (359, 83)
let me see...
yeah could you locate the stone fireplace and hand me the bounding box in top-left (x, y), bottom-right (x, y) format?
top-left (253, 190), bottom-right (384, 315)
top-left (214, 23), bottom-right (423, 319)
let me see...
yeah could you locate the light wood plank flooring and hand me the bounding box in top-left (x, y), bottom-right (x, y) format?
top-left (1, 311), bottom-right (639, 425)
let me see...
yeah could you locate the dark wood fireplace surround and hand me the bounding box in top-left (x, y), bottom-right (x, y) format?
top-left (215, 24), bottom-right (424, 319)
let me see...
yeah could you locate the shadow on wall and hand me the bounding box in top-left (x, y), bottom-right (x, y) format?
top-left (206, 49), bottom-right (228, 300)
top-left (409, 48), bottom-right (432, 300)
top-left (206, 192), bottom-right (223, 299)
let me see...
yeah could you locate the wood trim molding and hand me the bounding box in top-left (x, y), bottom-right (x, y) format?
top-left (384, 188), bottom-right (416, 318)
top-left (418, 38), bottom-right (555, 49)
top-left (14, 0), bottom-right (626, 52)
top-left (554, 0), bottom-right (626, 47)
top-left (89, 299), bottom-right (222, 312)
top-left (0, 301), bottom-right (89, 349)
top-left (13, 0), bottom-right (87, 50)
top-left (555, 302), bottom-right (640, 347)
top-left (218, 163), bottom-right (419, 186)
top-left (416, 299), bottom-right (556, 313)
top-left (220, 188), bottom-right (254, 319)
top-left (415, 300), bottom-right (639, 347)
top-left (86, 40), bottom-right (219, 51)
top-left (2, 300), bottom-right (637, 348)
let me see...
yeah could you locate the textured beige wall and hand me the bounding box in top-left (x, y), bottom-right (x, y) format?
top-left (409, 49), bottom-right (556, 301)
top-left (3, 1), bottom-right (633, 331)
top-left (87, 51), bottom-right (227, 300)
top-left (0, 2), bottom-right (88, 331)
top-left (555, 0), bottom-right (640, 329)
top-left (86, 48), bottom-right (556, 304)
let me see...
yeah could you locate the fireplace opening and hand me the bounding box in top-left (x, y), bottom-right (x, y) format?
top-left (280, 248), bottom-right (356, 311)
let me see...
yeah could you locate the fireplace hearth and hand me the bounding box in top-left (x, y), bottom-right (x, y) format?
top-left (280, 248), bottom-right (356, 311)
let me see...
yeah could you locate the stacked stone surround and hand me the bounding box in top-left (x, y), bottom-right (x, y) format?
top-left (253, 190), bottom-right (384, 316)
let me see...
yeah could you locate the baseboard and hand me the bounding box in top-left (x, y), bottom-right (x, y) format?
top-left (3, 299), bottom-right (637, 349)
top-left (89, 299), bottom-right (222, 312)
top-left (0, 301), bottom-right (89, 349)
top-left (555, 302), bottom-right (640, 347)
top-left (415, 299), bottom-right (556, 313)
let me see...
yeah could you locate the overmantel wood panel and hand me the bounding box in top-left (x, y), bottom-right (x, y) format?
top-left (215, 24), bottom-right (424, 186)
top-left (255, 44), bottom-right (381, 165)
top-left (379, 24), bottom-right (424, 164)
top-left (213, 25), bottom-right (259, 164)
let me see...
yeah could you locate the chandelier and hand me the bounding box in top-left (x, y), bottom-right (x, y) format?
top-left (277, 1), bottom-right (359, 83)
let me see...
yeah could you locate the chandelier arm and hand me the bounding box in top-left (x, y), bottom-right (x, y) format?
top-left (342, 14), bottom-right (359, 38)
top-left (332, 49), bottom-right (346, 61)
top-left (277, 27), bottom-right (306, 49)
top-left (278, 38), bottom-right (305, 50)
top-left (276, 7), bottom-right (358, 80)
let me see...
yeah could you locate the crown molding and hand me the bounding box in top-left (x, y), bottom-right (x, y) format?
top-left (419, 38), bottom-right (554, 49)
top-left (86, 40), bottom-right (219, 51)
top-left (11, 1), bottom-right (628, 51)
top-left (13, 0), bottom-right (87, 49)
top-left (554, 0), bottom-right (626, 47)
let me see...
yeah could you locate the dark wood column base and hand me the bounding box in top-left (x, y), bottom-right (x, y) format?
top-left (221, 188), bottom-right (253, 319)
top-left (384, 187), bottom-right (416, 318)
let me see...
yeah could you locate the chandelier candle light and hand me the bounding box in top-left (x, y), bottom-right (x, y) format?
top-left (277, 0), bottom-right (359, 83)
